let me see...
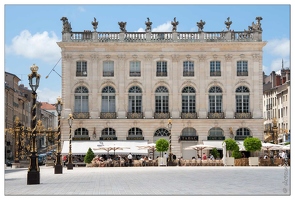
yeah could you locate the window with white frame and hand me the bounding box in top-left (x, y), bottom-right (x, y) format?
top-left (103, 61), bottom-right (114, 77)
top-left (236, 86), bottom-right (249, 113)
top-left (210, 61), bottom-right (221, 76)
top-left (209, 86), bottom-right (223, 113)
top-left (182, 86), bottom-right (196, 113)
top-left (128, 86), bottom-right (142, 113)
top-left (237, 60), bottom-right (248, 76)
top-left (130, 61), bottom-right (141, 77)
top-left (155, 86), bottom-right (169, 113)
top-left (156, 61), bottom-right (167, 77)
top-left (183, 61), bottom-right (194, 76)
top-left (101, 86), bottom-right (116, 112)
top-left (74, 86), bottom-right (89, 112)
top-left (76, 61), bottom-right (87, 76)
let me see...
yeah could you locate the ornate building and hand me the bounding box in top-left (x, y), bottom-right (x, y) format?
top-left (58, 16), bottom-right (265, 159)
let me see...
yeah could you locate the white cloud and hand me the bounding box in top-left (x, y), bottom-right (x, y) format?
top-left (152, 21), bottom-right (172, 32)
top-left (5, 30), bottom-right (60, 64)
top-left (78, 6), bottom-right (86, 12)
top-left (37, 87), bottom-right (61, 104)
top-left (269, 58), bottom-right (290, 72)
top-left (264, 38), bottom-right (290, 57)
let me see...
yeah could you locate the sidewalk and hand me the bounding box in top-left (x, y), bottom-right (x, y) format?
top-left (4, 165), bottom-right (291, 196)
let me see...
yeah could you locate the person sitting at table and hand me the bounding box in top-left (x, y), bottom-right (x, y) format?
top-left (202, 153), bottom-right (207, 160)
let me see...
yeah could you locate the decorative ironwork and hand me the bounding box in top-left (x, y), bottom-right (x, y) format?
top-left (127, 112), bottom-right (143, 119)
top-left (210, 71), bottom-right (221, 76)
top-left (126, 137), bottom-right (144, 140)
top-left (237, 71), bottom-right (248, 76)
top-left (207, 136), bottom-right (225, 140)
top-left (156, 71), bottom-right (167, 77)
top-left (183, 71), bottom-right (194, 77)
top-left (235, 112), bottom-right (251, 119)
top-left (208, 112), bottom-right (224, 119)
top-left (100, 112), bottom-right (116, 119)
top-left (99, 137), bottom-right (118, 140)
top-left (73, 112), bottom-right (90, 119)
top-left (235, 135), bottom-right (252, 140)
top-left (154, 112), bottom-right (170, 119)
top-left (181, 112), bottom-right (197, 119)
top-left (72, 137), bottom-right (90, 141)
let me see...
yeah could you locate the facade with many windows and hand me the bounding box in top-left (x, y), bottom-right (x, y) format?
top-left (58, 16), bottom-right (265, 159)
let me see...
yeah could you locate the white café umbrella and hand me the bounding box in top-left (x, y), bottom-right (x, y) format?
top-left (93, 144), bottom-right (130, 156)
top-left (184, 144), bottom-right (216, 165)
top-left (137, 143), bottom-right (157, 159)
top-left (279, 144), bottom-right (290, 151)
top-left (261, 142), bottom-right (282, 157)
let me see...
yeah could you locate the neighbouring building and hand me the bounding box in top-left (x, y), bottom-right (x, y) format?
top-left (263, 62), bottom-right (290, 144)
top-left (58, 16), bottom-right (266, 159)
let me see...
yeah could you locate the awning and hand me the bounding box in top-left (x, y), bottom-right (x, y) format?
top-left (203, 140), bottom-right (246, 151)
top-left (61, 140), bottom-right (149, 155)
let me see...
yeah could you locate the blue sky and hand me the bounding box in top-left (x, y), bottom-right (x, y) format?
top-left (2, 2), bottom-right (292, 104)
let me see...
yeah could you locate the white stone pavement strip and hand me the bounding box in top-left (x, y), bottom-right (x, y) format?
top-left (4, 166), bottom-right (291, 196)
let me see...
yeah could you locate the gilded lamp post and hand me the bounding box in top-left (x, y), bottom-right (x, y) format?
top-left (67, 113), bottom-right (74, 170)
top-left (27, 64), bottom-right (41, 185)
top-left (54, 97), bottom-right (63, 174)
top-left (167, 119), bottom-right (173, 166)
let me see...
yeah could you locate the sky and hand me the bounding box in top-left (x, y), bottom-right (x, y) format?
top-left (2, 2), bottom-right (292, 104)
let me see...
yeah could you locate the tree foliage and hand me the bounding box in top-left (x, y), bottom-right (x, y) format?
top-left (224, 138), bottom-right (239, 151)
top-left (155, 138), bottom-right (169, 154)
top-left (243, 137), bottom-right (262, 152)
top-left (211, 148), bottom-right (220, 159)
top-left (232, 150), bottom-right (242, 159)
top-left (84, 147), bottom-right (95, 163)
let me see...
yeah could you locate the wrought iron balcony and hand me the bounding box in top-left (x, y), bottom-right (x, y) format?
top-left (126, 136), bottom-right (144, 140)
top-left (103, 72), bottom-right (114, 77)
top-left (156, 71), bottom-right (167, 77)
top-left (208, 112), bottom-right (224, 119)
top-left (237, 71), bottom-right (248, 76)
top-left (100, 112), bottom-right (116, 119)
top-left (127, 112), bottom-right (143, 119)
top-left (210, 71), bottom-right (221, 76)
top-left (73, 112), bottom-right (89, 119)
top-left (99, 137), bottom-right (117, 140)
top-left (183, 71), bottom-right (194, 77)
top-left (181, 112), bottom-right (197, 119)
top-left (154, 112), bottom-right (170, 119)
top-left (129, 72), bottom-right (141, 77)
top-left (76, 71), bottom-right (87, 77)
top-left (235, 112), bottom-right (251, 119)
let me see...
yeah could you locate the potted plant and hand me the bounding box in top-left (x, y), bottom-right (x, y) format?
top-left (211, 148), bottom-right (220, 159)
top-left (243, 137), bottom-right (262, 166)
top-left (155, 138), bottom-right (169, 166)
top-left (223, 138), bottom-right (239, 166)
top-left (84, 147), bottom-right (95, 167)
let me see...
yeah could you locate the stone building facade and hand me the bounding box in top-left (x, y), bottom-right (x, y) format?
top-left (58, 16), bottom-right (266, 159)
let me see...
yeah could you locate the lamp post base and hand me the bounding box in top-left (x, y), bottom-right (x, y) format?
top-left (27, 171), bottom-right (40, 185)
top-left (67, 163), bottom-right (73, 170)
top-left (54, 164), bottom-right (63, 174)
top-left (167, 160), bottom-right (175, 166)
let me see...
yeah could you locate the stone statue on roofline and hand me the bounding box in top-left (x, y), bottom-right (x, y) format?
top-left (145, 17), bottom-right (152, 32)
top-left (60, 16), bottom-right (72, 33)
top-left (92, 17), bottom-right (98, 32)
top-left (246, 16), bottom-right (263, 32)
top-left (118, 21), bottom-right (127, 32)
top-left (171, 17), bottom-right (179, 32)
top-left (197, 19), bottom-right (206, 32)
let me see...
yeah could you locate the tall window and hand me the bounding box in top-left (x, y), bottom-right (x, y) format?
top-left (209, 127), bottom-right (223, 137)
top-left (210, 61), bottom-right (221, 76)
top-left (156, 61), bottom-right (167, 77)
top-left (237, 61), bottom-right (248, 76)
top-left (128, 128), bottom-right (143, 136)
top-left (74, 86), bottom-right (89, 112)
top-left (74, 128), bottom-right (89, 136)
top-left (76, 61), bottom-right (87, 76)
top-left (236, 86), bottom-right (249, 113)
top-left (101, 128), bottom-right (116, 137)
top-left (209, 86), bottom-right (222, 113)
top-left (155, 86), bottom-right (169, 113)
top-left (154, 128), bottom-right (170, 136)
top-left (183, 61), bottom-right (194, 76)
top-left (130, 61), bottom-right (141, 77)
top-left (101, 86), bottom-right (116, 112)
top-left (182, 127), bottom-right (197, 136)
top-left (236, 128), bottom-right (250, 136)
top-left (182, 86), bottom-right (195, 113)
top-left (128, 86), bottom-right (142, 113)
top-left (103, 61), bottom-right (114, 77)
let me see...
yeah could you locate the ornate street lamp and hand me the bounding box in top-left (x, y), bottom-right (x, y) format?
top-left (167, 119), bottom-right (173, 166)
top-left (27, 64), bottom-right (41, 185)
top-left (67, 113), bottom-right (74, 170)
top-left (54, 97), bottom-right (63, 174)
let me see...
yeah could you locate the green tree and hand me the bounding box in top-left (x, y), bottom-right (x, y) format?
top-left (243, 137), bottom-right (262, 156)
top-left (211, 148), bottom-right (220, 159)
top-left (84, 147), bottom-right (95, 164)
top-left (224, 138), bottom-right (239, 157)
top-left (232, 150), bottom-right (242, 159)
top-left (155, 138), bottom-right (169, 157)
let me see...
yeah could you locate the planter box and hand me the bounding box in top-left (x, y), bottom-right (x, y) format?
top-left (234, 158), bottom-right (249, 166)
top-left (158, 157), bottom-right (167, 166)
top-left (224, 157), bottom-right (234, 166)
top-left (248, 157), bottom-right (259, 166)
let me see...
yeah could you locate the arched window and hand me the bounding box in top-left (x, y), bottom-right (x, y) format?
top-left (128, 128), bottom-right (143, 136)
top-left (209, 127), bottom-right (224, 137)
top-left (101, 86), bottom-right (116, 112)
top-left (74, 128), bottom-right (89, 136)
top-left (155, 86), bottom-right (169, 113)
top-left (182, 87), bottom-right (196, 113)
top-left (181, 127), bottom-right (197, 136)
top-left (128, 86), bottom-right (142, 113)
top-left (74, 86), bottom-right (89, 112)
top-left (101, 128), bottom-right (116, 137)
top-left (236, 128), bottom-right (250, 136)
top-left (154, 128), bottom-right (170, 136)
top-left (209, 86), bottom-right (222, 113)
top-left (236, 86), bottom-right (250, 113)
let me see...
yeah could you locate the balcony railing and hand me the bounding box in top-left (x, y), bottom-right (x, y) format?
top-left (207, 136), bottom-right (225, 140)
top-left (126, 136), bottom-right (144, 140)
top-left (183, 71), bottom-right (194, 77)
top-left (208, 112), bottom-right (224, 119)
top-left (99, 137), bottom-right (117, 140)
top-left (103, 72), bottom-right (114, 77)
top-left (154, 112), bottom-right (170, 119)
top-left (100, 112), bottom-right (116, 119)
top-left (235, 135), bottom-right (252, 140)
top-left (237, 71), bottom-right (248, 76)
top-left (181, 112), bottom-right (197, 119)
top-left (210, 71), bottom-right (221, 76)
top-left (156, 71), bottom-right (167, 77)
top-left (73, 112), bottom-right (89, 119)
top-left (235, 112), bottom-right (252, 119)
top-left (127, 112), bottom-right (143, 119)
top-left (129, 72), bottom-right (141, 77)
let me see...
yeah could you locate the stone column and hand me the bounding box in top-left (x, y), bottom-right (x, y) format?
top-left (90, 54), bottom-right (99, 118)
top-left (224, 54), bottom-right (234, 118)
top-left (144, 54), bottom-right (153, 118)
top-left (252, 53), bottom-right (263, 118)
top-left (198, 54), bottom-right (207, 118)
top-left (117, 54), bottom-right (126, 118)
top-left (171, 54), bottom-right (179, 118)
